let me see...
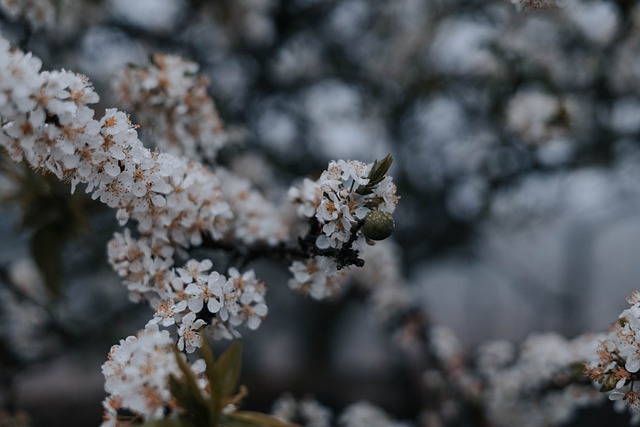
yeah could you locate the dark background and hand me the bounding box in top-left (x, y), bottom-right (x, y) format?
top-left (1, 0), bottom-right (640, 425)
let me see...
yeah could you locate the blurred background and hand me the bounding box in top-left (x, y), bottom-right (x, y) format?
top-left (1, 0), bottom-right (640, 425)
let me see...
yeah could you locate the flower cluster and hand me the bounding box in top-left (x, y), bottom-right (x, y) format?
top-left (480, 333), bottom-right (604, 427)
top-left (0, 0), bottom-right (55, 29)
top-left (107, 213), bottom-right (270, 346)
top-left (101, 325), bottom-right (207, 425)
top-left (287, 157), bottom-right (398, 299)
top-left (290, 158), bottom-right (398, 250)
top-left (506, 89), bottom-right (569, 144)
top-left (0, 40), bottom-right (283, 425)
top-left (217, 167), bottom-right (291, 245)
top-left (340, 401), bottom-right (410, 427)
top-left (584, 291), bottom-right (640, 421)
top-left (272, 395), bottom-right (408, 427)
top-left (272, 394), bottom-right (333, 427)
top-left (288, 255), bottom-right (347, 300)
top-left (348, 240), bottom-right (411, 321)
top-left (115, 54), bottom-right (229, 161)
top-left (0, 36), bottom-right (285, 353)
top-left (508, 0), bottom-right (565, 11)
top-left (0, 34), bottom-right (407, 427)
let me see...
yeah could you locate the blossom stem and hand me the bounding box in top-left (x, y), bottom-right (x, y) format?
top-left (199, 216), bottom-right (365, 273)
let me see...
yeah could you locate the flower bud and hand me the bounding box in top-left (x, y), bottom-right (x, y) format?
top-left (600, 374), bottom-right (618, 392)
top-left (362, 211), bottom-right (395, 241)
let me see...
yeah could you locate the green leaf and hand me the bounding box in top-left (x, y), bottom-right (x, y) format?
top-left (215, 340), bottom-right (243, 398)
top-left (356, 153), bottom-right (393, 195)
top-left (169, 375), bottom-right (210, 426)
top-left (200, 337), bottom-right (218, 390)
top-left (170, 348), bottom-right (211, 425)
top-left (169, 376), bottom-right (209, 426)
top-left (169, 375), bottom-right (195, 411)
top-left (173, 347), bottom-right (208, 404)
top-left (224, 411), bottom-right (300, 427)
top-left (199, 338), bottom-right (220, 427)
top-left (200, 336), bottom-right (217, 363)
top-left (369, 153), bottom-right (393, 183)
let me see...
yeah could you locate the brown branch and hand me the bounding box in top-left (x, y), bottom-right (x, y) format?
top-left (199, 217), bottom-right (366, 271)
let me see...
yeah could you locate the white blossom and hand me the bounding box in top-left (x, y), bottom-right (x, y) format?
top-left (340, 401), bottom-right (410, 427)
top-left (177, 311), bottom-right (206, 353)
top-left (289, 158), bottom-right (398, 250)
top-left (585, 291), bottom-right (640, 418)
top-left (115, 54), bottom-right (229, 161)
top-left (288, 256), bottom-right (347, 300)
top-left (482, 332), bottom-right (605, 427)
top-left (0, 36), bottom-right (282, 342)
top-left (271, 394), bottom-right (332, 427)
top-left (0, 0), bottom-right (55, 29)
top-left (100, 325), bottom-right (206, 423)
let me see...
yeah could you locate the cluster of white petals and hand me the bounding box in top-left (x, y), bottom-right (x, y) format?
top-left (349, 240), bottom-right (411, 321)
top-left (272, 393), bottom-right (333, 427)
top-left (288, 256), bottom-right (347, 300)
top-left (508, 0), bottom-right (565, 12)
top-left (584, 291), bottom-right (640, 420)
top-left (0, 35), bottom-right (410, 426)
top-left (287, 159), bottom-right (398, 299)
top-left (0, 38), bottom-right (409, 427)
top-left (480, 332), bottom-right (604, 427)
top-left (100, 325), bottom-right (207, 426)
top-left (506, 89), bottom-right (567, 144)
top-left (339, 401), bottom-right (410, 427)
top-left (116, 54), bottom-right (228, 161)
top-left (272, 395), bottom-right (408, 427)
top-left (289, 159), bottom-right (398, 250)
top-left (0, 0), bottom-right (55, 29)
top-left (0, 37), bottom-right (281, 348)
top-left (217, 167), bottom-right (290, 245)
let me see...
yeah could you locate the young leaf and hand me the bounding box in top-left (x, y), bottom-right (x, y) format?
top-left (356, 154), bottom-right (393, 195)
top-left (168, 376), bottom-right (209, 426)
top-left (169, 376), bottom-right (197, 412)
top-left (215, 340), bottom-right (243, 398)
top-left (171, 347), bottom-right (210, 414)
top-left (200, 336), bottom-right (217, 366)
top-left (200, 337), bottom-right (218, 391)
top-left (199, 338), bottom-right (220, 424)
top-left (223, 385), bottom-right (248, 407)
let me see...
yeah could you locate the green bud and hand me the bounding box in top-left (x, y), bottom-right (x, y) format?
top-left (600, 374), bottom-right (619, 392)
top-left (362, 211), bottom-right (395, 241)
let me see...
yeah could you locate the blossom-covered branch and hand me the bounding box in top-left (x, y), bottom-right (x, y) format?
top-left (585, 291), bottom-right (640, 422)
top-left (0, 35), bottom-right (400, 424)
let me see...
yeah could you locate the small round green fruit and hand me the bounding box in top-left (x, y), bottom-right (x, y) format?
top-left (362, 211), bottom-right (395, 241)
